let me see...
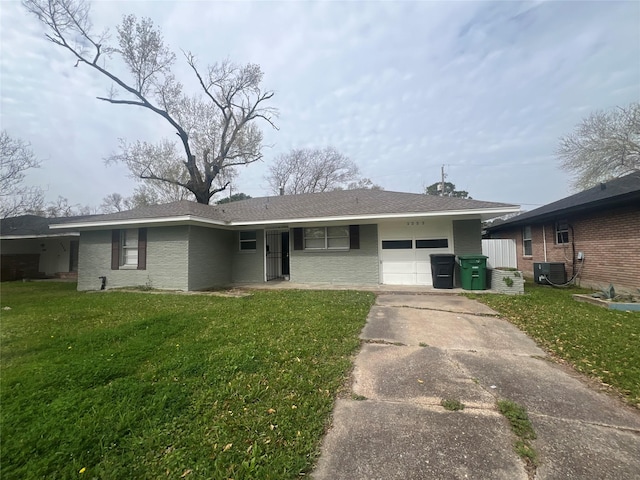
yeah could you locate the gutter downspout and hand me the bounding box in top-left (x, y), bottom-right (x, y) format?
top-left (542, 224), bottom-right (548, 262)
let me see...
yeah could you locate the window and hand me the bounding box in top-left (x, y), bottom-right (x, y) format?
top-left (416, 239), bottom-right (448, 249)
top-left (239, 230), bottom-right (257, 251)
top-left (121, 229), bottom-right (138, 266)
top-left (111, 228), bottom-right (146, 270)
top-left (522, 226), bottom-right (532, 256)
top-left (303, 226), bottom-right (349, 250)
top-left (555, 221), bottom-right (569, 244)
top-left (293, 226), bottom-right (359, 251)
top-left (382, 240), bottom-right (413, 249)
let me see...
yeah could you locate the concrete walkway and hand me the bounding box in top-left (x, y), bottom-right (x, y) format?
top-left (312, 294), bottom-right (640, 480)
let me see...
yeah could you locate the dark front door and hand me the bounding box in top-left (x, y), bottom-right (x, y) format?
top-left (281, 231), bottom-right (290, 276)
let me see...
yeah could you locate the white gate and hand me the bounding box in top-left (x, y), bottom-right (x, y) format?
top-left (482, 239), bottom-right (517, 269)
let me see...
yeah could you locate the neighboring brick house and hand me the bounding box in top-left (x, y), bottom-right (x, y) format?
top-left (486, 172), bottom-right (640, 292)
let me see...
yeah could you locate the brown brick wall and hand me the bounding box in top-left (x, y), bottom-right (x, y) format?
top-left (490, 204), bottom-right (639, 292)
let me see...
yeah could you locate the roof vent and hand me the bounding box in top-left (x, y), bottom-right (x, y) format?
top-left (600, 183), bottom-right (606, 190)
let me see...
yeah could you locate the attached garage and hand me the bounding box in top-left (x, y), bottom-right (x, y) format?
top-left (379, 219), bottom-right (453, 285)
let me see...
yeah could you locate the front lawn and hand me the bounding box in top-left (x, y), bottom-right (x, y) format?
top-left (0, 282), bottom-right (375, 479)
top-left (468, 283), bottom-right (640, 407)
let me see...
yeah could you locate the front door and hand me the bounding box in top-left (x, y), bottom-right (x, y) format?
top-left (265, 229), bottom-right (290, 281)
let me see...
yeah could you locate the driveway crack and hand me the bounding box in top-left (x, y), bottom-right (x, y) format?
top-left (383, 304), bottom-right (501, 317)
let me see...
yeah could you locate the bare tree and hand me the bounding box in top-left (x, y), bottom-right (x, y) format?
top-left (0, 130), bottom-right (45, 218)
top-left (557, 102), bottom-right (640, 191)
top-left (266, 147), bottom-right (361, 195)
top-left (43, 196), bottom-right (80, 217)
top-left (29, 195), bottom-right (96, 217)
top-left (100, 192), bottom-right (127, 213)
top-left (24, 0), bottom-right (277, 204)
top-left (347, 178), bottom-right (384, 190)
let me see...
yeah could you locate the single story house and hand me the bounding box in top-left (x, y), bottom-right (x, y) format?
top-left (49, 189), bottom-right (518, 291)
top-left (486, 172), bottom-right (640, 292)
top-left (0, 215), bottom-right (87, 281)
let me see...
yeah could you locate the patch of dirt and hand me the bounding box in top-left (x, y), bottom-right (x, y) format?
top-left (207, 289), bottom-right (252, 298)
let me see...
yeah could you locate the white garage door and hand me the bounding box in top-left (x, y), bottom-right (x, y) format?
top-left (379, 220), bottom-right (452, 285)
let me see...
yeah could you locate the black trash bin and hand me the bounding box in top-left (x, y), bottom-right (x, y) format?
top-left (430, 254), bottom-right (456, 289)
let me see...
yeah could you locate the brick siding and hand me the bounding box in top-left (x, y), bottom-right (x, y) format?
top-left (78, 227), bottom-right (190, 291)
top-left (489, 204), bottom-right (639, 292)
top-left (290, 224), bottom-right (379, 284)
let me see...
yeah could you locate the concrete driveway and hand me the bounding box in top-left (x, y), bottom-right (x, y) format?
top-left (312, 294), bottom-right (640, 480)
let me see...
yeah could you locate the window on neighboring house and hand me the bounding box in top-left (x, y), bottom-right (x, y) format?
top-left (111, 228), bottom-right (146, 270)
top-left (523, 226), bottom-right (532, 256)
top-left (239, 230), bottom-right (257, 251)
top-left (555, 221), bottom-right (569, 244)
top-left (304, 226), bottom-right (349, 250)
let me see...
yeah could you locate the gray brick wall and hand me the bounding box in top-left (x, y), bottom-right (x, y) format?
top-left (290, 224), bottom-right (379, 284)
top-left (78, 227), bottom-right (189, 291)
top-left (231, 229), bottom-right (265, 283)
top-left (453, 219), bottom-right (482, 255)
top-left (187, 226), bottom-right (233, 290)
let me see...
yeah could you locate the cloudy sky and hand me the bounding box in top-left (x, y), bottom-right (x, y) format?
top-left (1, 0), bottom-right (639, 211)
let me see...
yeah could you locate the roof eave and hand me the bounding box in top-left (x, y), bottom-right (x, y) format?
top-left (487, 192), bottom-right (639, 230)
top-left (230, 206), bottom-right (521, 226)
top-left (48, 206), bottom-right (520, 230)
top-left (48, 215), bottom-right (229, 230)
top-left (0, 232), bottom-right (81, 240)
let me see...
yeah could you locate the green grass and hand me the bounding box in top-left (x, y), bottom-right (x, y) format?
top-left (0, 282), bottom-right (375, 479)
top-left (468, 283), bottom-right (640, 406)
top-left (497, 399), bottom-right (538, 466)
top-left (440, 399), bottom-right (465, 411)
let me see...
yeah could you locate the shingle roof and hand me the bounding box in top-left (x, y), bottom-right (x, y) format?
top-left (487, 172), bottom-right (640, 230)
top-left (52, 189), bottom-right (517, 228)
top-left (218, 189), bottom-right (514, 222)
top-left (0, 214), bottom-right (96, 237)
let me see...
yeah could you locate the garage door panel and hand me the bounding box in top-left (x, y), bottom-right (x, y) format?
top-left (379, 220), bottom-right (452, 286)
top-left (383, 261), bottom-right (416, 274)
top-left (415, 248), bottom-right (447, 261)
top-left (382, 249), bottom-right (415, 260)
top-left (416, 262), bottom-right (430, 274)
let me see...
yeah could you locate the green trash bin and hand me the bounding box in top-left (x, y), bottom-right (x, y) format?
top-left (457, 255), bottom-right (488, 290)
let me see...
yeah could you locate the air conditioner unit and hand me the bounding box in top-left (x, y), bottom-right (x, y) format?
top-left (534, 262), bottom-right (566, 285)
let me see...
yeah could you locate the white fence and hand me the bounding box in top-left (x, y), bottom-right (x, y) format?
top-left (482, 239), bottom-right (517, 269)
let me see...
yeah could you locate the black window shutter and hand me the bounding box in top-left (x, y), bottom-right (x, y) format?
top-left (111, 229), bottom-right (120, 270)
top-left (293, 228), bottom-right (303, 250)
top-left (349, 225), bottom-right (360, 249)
top-left (137, 228), bottom-right (147, 270)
